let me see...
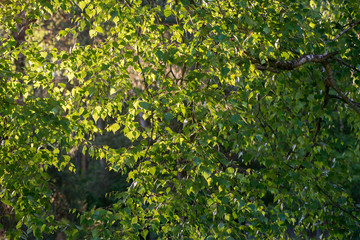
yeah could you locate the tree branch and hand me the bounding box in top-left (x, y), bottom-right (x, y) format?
top-left (246, 51), bottom-right (339, 72)
top-left (312, 84), bottom-right (329, 142)
top-left (328, 94), bottom-right (360, 108)
top-left (268, 51), bottom-right (339, 70)
top-left (333, 19), bottom-right (360, 41)
top-left (315, 183), bottom-right (360, 222)
top-left (323, 63), bottom-right (360, 116)
top-left (300, 83), bottom-right (329, 167)
top-left (334, 57), bottom-right (360, 74)
top-left (254, 64), bottom-right (281, 73)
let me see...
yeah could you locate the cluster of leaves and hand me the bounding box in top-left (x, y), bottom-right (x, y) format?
top-left (1, 0), bottom-right (360, 239)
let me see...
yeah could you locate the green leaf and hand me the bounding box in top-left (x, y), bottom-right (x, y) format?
top-left (95, 25), bottom-right (104, 33)
top-left (201, 170), bottom-right (211, 180)
top-left (164, 112), bottom-right (173, 122)
top-left (89, 29), bottom-right (97, 38)
top-left (40, 52), bottom-right (47, 58)
top-left (139, 101), bottom-right (150, 110)
top-left (149, 166), bottom-right (156, 176)
top-left (264, 26), bottom-right (271, 34)
top-left (141, 230), bottom-right (149, 239)
top-left (221, 67), bottom-right (230, 76)
top-left (194, 158), bottom-right (201, 166)
top-left (78, 1), bottom-right (86, 10)
top-left (108, 123), bottom-right (121, 133)
top-left (16, 221), bottom-right (22, 229)
top-left (230, 114), bottom-right (240, 124)
top-left (164, 10), bottom-right (172, 18)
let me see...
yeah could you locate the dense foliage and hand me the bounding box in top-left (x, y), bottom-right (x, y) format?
top-left (1, 0), bottom-right (360, 239)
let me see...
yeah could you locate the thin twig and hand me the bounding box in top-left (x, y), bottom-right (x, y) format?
top-left (334, 57), bottom-right (360, 74)
top-left (313, 84), bottom-right (329, 142)
top-left (300, 74), bottom-right (330, 167)
top-left (136, 46), bottom-right (152, 96)
top-left (328, 94), bottom-right (360, 108)
top-left (333, 19), bottom-right (360, 41)
top-left (315, 183), bottom-right (360, 222)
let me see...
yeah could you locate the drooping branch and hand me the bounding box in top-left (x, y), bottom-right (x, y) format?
top-left (323, 63), bottom-right (360, 116)
top-left (333, 19), bottom-right (360, 41)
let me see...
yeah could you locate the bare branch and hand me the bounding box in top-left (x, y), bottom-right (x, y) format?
top-left (333, 19), bottom-right (360, 41)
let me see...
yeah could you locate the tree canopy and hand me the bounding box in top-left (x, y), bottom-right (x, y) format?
top-left (1, 0), bottom-right (360, 239)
